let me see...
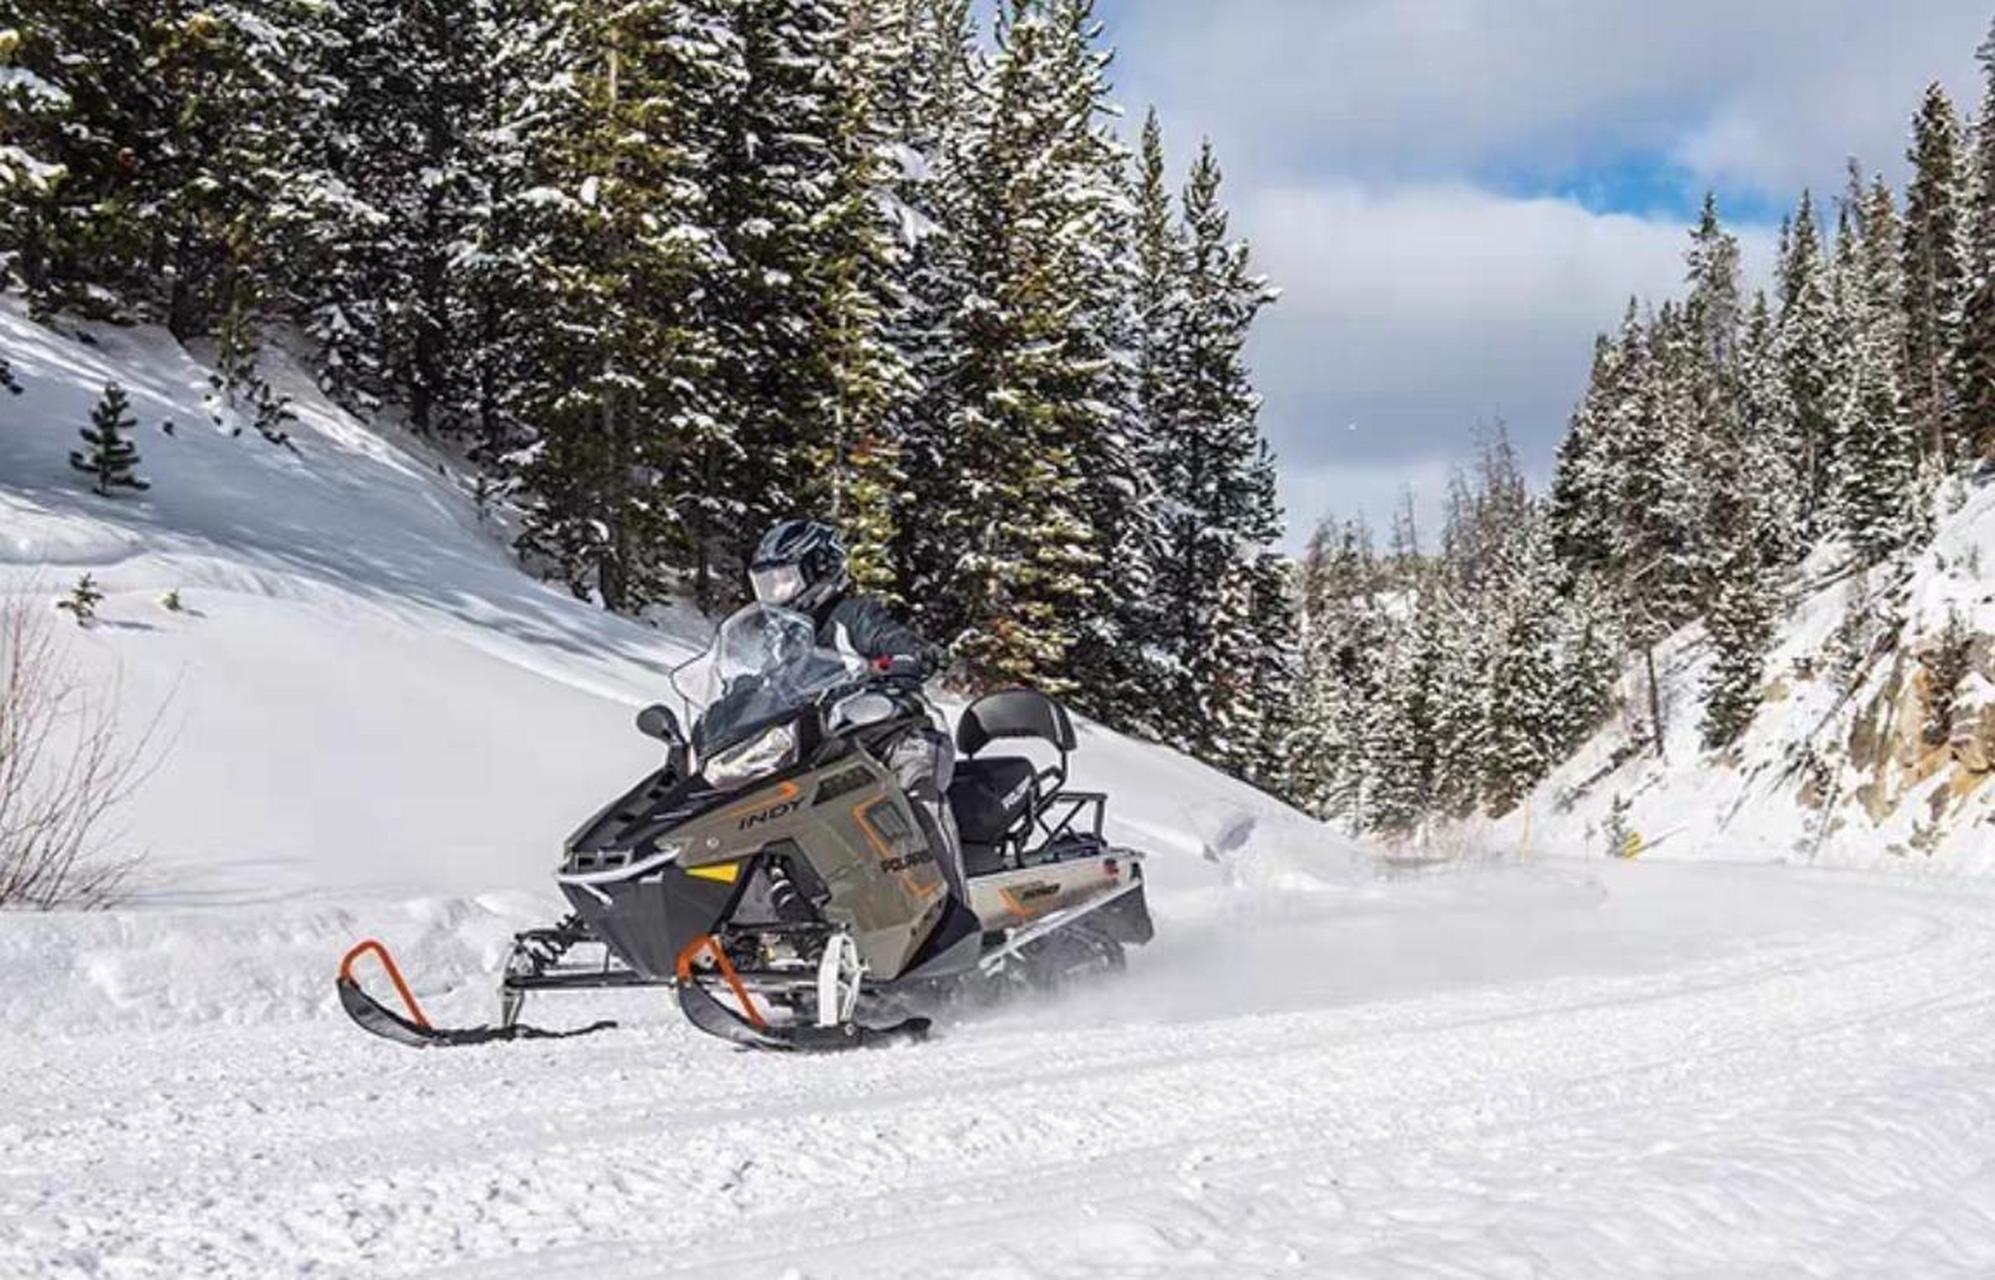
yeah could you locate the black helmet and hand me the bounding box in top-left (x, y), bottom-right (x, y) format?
top-left (750, 520), bottom-right (850, 612)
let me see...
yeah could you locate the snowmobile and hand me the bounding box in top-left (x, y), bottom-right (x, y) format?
top-left (337, 602), bottom-right (1155, 1052)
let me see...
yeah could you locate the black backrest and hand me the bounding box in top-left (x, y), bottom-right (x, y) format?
top-left (957, 688), bottom-right (1076, 758)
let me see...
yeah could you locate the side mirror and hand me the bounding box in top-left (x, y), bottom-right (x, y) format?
top-left (635, 703), bottom-right (684, 746)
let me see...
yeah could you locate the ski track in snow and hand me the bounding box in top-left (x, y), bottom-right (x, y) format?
top-left (8, 863), bottom-right (1995, 1279)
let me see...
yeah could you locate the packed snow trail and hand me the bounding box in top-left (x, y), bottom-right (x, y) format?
top-left (9, 860), bottom-right (1995, 1278)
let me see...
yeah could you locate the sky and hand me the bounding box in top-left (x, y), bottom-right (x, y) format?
top-left (1091, 0), bottom-right (1995, 549)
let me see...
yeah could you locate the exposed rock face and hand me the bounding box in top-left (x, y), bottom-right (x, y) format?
top-left (1843, 634), bottom-right (1995, 829)
top-left (1948, 672), bottom-right (1995, 773)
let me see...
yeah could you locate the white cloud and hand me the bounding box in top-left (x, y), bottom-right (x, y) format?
top-left (1241, 182), bottom-right (1779, 544)
top-left (1111, 0), bottom-right (1989, 198)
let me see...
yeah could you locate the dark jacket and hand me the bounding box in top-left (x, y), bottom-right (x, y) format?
top-left (814, 594), bottom-right (939, 677)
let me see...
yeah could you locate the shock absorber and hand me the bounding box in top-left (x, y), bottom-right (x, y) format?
top-left (768, 861), bottom-right (814, 923)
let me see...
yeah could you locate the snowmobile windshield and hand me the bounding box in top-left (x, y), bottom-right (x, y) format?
top-left (672, 604), bottom-right (865, 756)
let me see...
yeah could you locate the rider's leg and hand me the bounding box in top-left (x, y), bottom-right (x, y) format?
top-left (889, 729), bottom-right (965, 900)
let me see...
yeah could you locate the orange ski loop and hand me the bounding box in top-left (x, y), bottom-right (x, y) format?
top-left (675, 934), bottom-right (768, 1029)
top-left (339, 939), bottom-right (432, 1030)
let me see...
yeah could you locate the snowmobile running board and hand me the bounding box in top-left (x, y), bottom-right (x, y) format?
top-left (336, 938), bottom-right (619, 1049)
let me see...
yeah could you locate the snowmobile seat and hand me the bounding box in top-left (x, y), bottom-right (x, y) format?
top-left (955, 689), bottom-right (1077, 758)
top-left (950, 756), bottom-right (1040, 877)
top-left (951, 690), bottom-right (1096, 878)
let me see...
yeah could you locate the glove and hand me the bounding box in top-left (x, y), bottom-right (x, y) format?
top-left (869, 653), bottom-right (929, 682)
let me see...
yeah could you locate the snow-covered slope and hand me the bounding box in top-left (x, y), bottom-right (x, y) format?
top-left (1498, 479), bottom-right (1995, 873)
top-left (0, 300), bottom-right (1347, 1031)
top-left (13, 309), bottom-right (1995, 1278)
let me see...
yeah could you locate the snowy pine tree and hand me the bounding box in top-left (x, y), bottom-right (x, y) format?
top-left (70, 383), bottom-right (149, 496)
top-left (1288, 519), bottom-right (1387, 825)
top-left (1700, 529), bottom-right (1777, 749)
top-left (923, 0), bottom-right (1121, 689)
top-left (1776, 190), bottom-right (1841, 529)
top-left (1548, 323), bottom-right (1625, 576)
top-left (1738, 293), bottom-right (1804, 567)
top-left (1839, 171), bottom-right (1919, 561)
top-left (1038, 1), bottom-right (1158, 728)
top-left (815, 0), bottom-right (921, 602)
top-left (1958, 20), bottom-right (1995, 458)
top-left (1151, 140), bottom-right (1281, 748)
top-left (513, 0), bottom-right (730, 612)
top-left (1902, 82), bottom-right (1969, 462)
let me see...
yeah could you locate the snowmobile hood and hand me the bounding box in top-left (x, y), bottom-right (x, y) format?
top-left (562, 761), bottom-right (719, 864)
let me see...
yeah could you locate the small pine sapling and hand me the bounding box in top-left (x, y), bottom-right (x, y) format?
top-left (55, 574), bottom-right (104, 626)
top-left (1603, 792), bottom-right (1635, 859)
top-left (251, 380), bottom-right (296, 448)
top-left (160, 589), bottom-right (184, 614)
top-left (70, 384), bottom-right (150, 497)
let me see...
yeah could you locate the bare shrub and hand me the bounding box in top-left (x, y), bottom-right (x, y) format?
top-left (0, 597), bottom-right (160, 908)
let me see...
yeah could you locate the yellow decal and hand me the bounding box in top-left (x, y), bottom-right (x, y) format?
top-left (686, 862), bottom-right (742, 884)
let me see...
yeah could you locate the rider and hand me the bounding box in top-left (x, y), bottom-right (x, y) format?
top-left (747, 520), bottom-right (966, 900)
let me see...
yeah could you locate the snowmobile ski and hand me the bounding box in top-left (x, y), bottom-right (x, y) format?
top-left (336, 939), bottom-right (617, 1049)
top-left (676, 981), bottom-right (930, 1052)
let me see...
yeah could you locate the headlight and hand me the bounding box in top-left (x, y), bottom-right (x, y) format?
top-left (702, 723), bottom-right (797, 789)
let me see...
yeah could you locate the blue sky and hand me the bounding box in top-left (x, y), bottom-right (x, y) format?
top-left (1088, 0), bottom-right (1993, 548)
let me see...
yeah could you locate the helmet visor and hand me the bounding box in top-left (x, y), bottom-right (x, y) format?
top-left (750, 563), bottom-right (805, 606)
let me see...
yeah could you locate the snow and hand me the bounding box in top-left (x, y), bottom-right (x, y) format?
top-left (8, 305), bottom-right (1995, 1275)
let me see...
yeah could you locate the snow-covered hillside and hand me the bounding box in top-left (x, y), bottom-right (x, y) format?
top-left (11, 308), bottom-right (1995, 1278)
top-left (1500, 478), bottom-right (1995, 873)
top-left (0, 300), bottom-right (1343, 1029)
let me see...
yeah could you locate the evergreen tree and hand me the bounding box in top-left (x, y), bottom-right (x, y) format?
top-left (1902, 82), bottom-right (1969, 462)
top-left (1775, 190), bottom-right (1839, 530)
top-left (696, 0), bottom-right (846, 602)
top-left (299, 0), bottom-right (523, 437)
top-left (925, 0), bottom-right (1122, 689)
top-left (1737, 293), bottom-right (1804, 567)
top-left (1547, 325), bottom-right (1623, 575)
top-left (1288, 519), bottom-right (1386, 825)
top-left (1, 2), bottom-right (318, 340)
top-left (1839, 172), bottom-right (1919, 560)
top-left (1476, 507), bottom-right (1563, 815)
top-left (1684, 192), bottom-right (1743, 377)
top-left (1959, 19), bottom-right (1995, 457)
top-left (1366, 586), bottom-right (1440, 834)
top-left (882, 0), bottom-right (978, 631)
top-left (1151, 139), bottom-right (1282, 746)
top-left (1700, 531), bottom-right (1776, 749)
top-left (1041, 1), bottom-right (1158, 730)
top-left (1426, 585), bottom-right (1492, 817)
top-left (1553, 570), bottom-right (1621, 753)
top-left (815, 0), bottom-right (920, 603)
top-left (0, 20), bottom-right (69, 299)
top-left (70, 383), bottom-right (150, 496)
top-left (513, 0), bottom-right (730, 612)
